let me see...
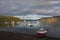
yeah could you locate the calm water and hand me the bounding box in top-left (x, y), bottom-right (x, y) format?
top-left (0, 24), bottom-right (60, 38)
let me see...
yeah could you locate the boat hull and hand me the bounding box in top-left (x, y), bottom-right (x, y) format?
top-left (36, 33), bottom-right (46, 37)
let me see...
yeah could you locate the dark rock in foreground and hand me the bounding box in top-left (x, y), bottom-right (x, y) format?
top-left (0, 31), bottom-right (60, 40)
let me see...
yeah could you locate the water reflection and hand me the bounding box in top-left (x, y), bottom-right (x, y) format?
top-left (0, 24), bottom-right (60, 38)
top-left (0, 23), bottom-right (41, 34)
top-left (0, 24), bottom-right (16, 28)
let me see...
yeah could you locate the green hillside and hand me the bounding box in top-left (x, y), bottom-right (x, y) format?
top-left (0, 16), bottom-right (22, 22)
top-left (0, 16), bottom-right (22, 28)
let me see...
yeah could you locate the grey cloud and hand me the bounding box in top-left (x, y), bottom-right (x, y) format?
top-left (0, 0), bottom-right (60, 16)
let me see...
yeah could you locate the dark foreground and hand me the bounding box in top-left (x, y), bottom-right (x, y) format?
top-left (0, 31), bottom-right (60, 40)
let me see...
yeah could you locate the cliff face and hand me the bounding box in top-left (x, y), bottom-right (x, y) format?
top-left (39, 17), bottom-right (60, 27)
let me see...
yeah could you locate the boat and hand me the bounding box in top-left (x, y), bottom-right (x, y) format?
top-left (36, 28), bottom-right (48, 37)
top-left (28, 23), bottom-right (33, 27)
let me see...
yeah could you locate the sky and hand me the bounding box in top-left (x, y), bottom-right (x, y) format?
top-left (0, 0), bottom-right (60, 16)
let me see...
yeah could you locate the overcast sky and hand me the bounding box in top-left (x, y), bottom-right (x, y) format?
top-left (0, 0), bottom-right (60, 16)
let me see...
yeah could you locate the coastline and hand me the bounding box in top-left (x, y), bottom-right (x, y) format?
top-left (0, 31), bottom-right (60, 40)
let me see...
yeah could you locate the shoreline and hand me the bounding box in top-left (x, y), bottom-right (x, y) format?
top-left (0, 31), bottom-right (60, 40)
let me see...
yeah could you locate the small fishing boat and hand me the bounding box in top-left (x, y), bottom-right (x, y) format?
top-left (28, 23), bottom-right (33, 27)
top-left (36, 28), bottom-right (48, 37)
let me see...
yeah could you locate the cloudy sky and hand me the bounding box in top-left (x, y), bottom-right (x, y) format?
top-left (0, 0), bottom-right (60, 16)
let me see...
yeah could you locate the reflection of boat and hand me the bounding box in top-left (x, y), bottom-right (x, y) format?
top-left (36, 28), bottom-right (48, 37)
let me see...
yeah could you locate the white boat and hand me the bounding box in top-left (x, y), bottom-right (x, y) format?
top-left (28, 23), bottom-right (33, 27)
top-left (36, 28), bottom-right (48, 37)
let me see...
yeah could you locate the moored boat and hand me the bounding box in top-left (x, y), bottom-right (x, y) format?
top-left (36, 28), bottom-right (48, 37)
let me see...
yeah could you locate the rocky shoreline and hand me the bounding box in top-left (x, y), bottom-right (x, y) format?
top-left (0, 31), bottom-right (60, 40)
